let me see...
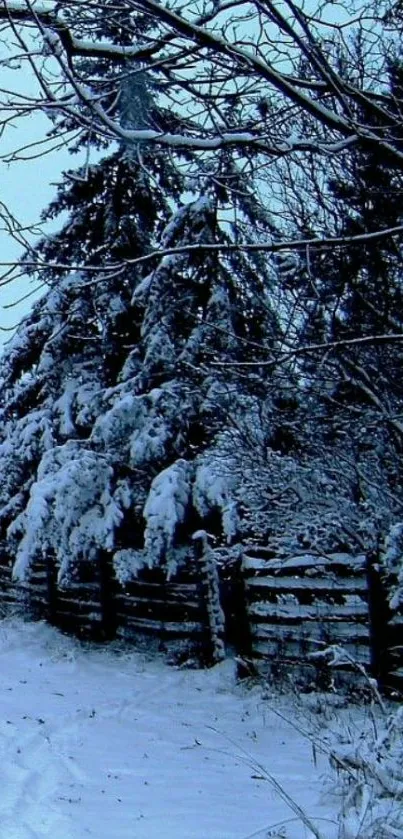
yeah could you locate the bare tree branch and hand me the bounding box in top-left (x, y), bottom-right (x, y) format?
top-left (1, 0), bottom-right (402, 163)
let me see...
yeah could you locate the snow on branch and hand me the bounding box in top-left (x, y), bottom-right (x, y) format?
top-left (193, 450), bottom-right (239, 544)
top-left (143, 459), bottom-right (194, 577)
top-left (2, 226), bottom-right (401, 282)
top-left (211, 333), bottom-right (403, 369)
top-left (123, 225), bottom-right (403, 270)
top-left (91, 388), bottom-right (173, 467)
top-left (10, 442), bottom-right (123, 586)
top-left (2, 0), bottom-right (403, 163)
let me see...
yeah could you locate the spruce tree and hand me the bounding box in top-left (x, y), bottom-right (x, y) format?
top-left (89, 189), bottom-right (280, 580)
top-left (0, 81), bottom-right (280, 587)
top-left (0, 9), bottom-right (191, 582)
top-left (0, 143), bottom-right (180, 583)
top-left (1, 179), bottom-right (280, 585)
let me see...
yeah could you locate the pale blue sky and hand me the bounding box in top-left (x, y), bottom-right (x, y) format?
top-left (0, 110), bottom-right (72, 350)
top-left (0, 37), bottom-right (77, 351)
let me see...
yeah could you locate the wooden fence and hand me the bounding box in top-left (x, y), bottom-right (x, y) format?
top-left (241, 547), bottom-right (403, 693)
top-left (0, 541), bottom-right (225, 666)
top-left (0, 542), bottom-right (401, 692)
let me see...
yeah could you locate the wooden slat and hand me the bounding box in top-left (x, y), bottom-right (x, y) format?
top-left (120, 581), bottom-right (198, 601)
top-left (252, 638), bottom-right (371, 666)
top-left (57, 590), bottom-right (100, 606)
top-left (118, 607), bottom-right (202, 623)
top-left (28, 571), bottom-right (48, 582)
top-left (248, 599), bottom-right (368, 621)
top-left (124, 567), bottom-right (198, 585)
top-left (244, 575), bottom-right (368, 592)
top-left (242, 548), bottom-right (374, 682)
top-left (250, 620), bottom-right (370, 642)
top-left (55, 609), bottom-right (102, 622)
top-left (243, 552), bottom-right (366, 573)
top-left (26, 584), bottom-right (48, 596)
top-left (117, 593), bottom-right (201, 610)
top-left (116, 615), bottom-right (204, 637)
top-left (55, 601), bottom-right (102, 618)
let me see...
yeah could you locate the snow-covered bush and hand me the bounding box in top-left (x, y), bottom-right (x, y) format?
top-left (206, 396), bottom-right (385, 557)
top-left (330, 701), bottom-right (403, 839)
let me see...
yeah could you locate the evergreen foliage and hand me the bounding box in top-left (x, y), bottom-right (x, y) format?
top-left (0, 83), bottom-right (280, 587)
top-left (1, 0), bottom-right (403, 611)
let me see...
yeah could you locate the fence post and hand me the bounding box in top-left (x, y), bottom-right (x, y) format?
top-left (45, 551), bottom-right (58, 623)
top-left (366, 550), bottom-right (390, 692)
top-left (221, 552), bottom-right (252, 657)
top-left (381, 569), bottom-right (403, 696)
top-left (99, 551), bottom-right (117, 640)
top-left (193, 531), bottom-right (225, 666)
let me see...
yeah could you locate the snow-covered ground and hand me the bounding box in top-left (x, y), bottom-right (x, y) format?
top-left (0, 618), bottom-right (343, 839)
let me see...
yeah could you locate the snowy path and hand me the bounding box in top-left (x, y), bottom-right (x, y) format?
top-left (0, 620), bottom-right (339, 839)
